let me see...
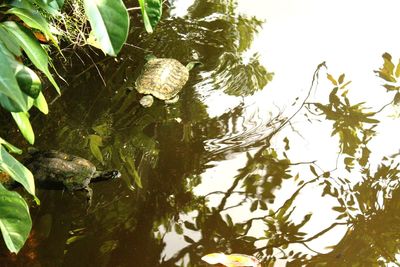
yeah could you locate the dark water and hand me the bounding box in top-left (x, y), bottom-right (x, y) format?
top-left (2, 0), bottom-right (400, 266)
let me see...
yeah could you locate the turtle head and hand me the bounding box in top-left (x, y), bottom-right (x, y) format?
top-left (144, 54), bottom-right (157, 62)
top-left (186, 61), bottom-right (202, 71)
top-left (92, 170), bottom-right (121, 182)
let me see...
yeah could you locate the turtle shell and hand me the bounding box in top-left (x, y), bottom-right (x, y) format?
top-left (135, 58), bottom-right (189, 100)
top-left (24, 150), bottom-right (97, 190)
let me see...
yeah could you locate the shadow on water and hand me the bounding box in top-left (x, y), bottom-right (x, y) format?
top-left (2, 0), bottom-right (400, 266)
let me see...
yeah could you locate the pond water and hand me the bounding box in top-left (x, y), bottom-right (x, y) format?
top-left (2, 0), bottom-right (400, 266)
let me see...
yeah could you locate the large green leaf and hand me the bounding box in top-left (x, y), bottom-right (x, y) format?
top-left (11, 112), bottom-right (34, 145)
top-left (0, 93), bottom-right (33, 113)
top-left (0, 183), bottom-right (31, 254)
top-left (0, 43), bottom-right (29, 112)
top-left (0, 145), bottom-right (35, 197)
top-left (15, 64), bottom-right (42, 99)
top-left (1, 54), bottom-right (40, 110)
top-left (0, 27), bottom-right (22, 57)
top-left (83, 0), bottom-right (129, 56)
top-left (33, 92), bottom-right (48, 114)
top-left (138, 0), bottom-right (162, 33)
top-left (6, 7), bottom-right (59, 48)
top-left (1, 21), bottom-right (60, 94)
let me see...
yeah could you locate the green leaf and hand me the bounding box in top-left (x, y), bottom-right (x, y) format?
top-left (88, 134), bottom-right (104, 164)
top-left (0, 27), bottom-right (22, 56)
top-left (138, 0), bottom-right (162, 33)
top-left (1, 21), bottom-right (60, 94)
top-left (30, 0), bottom-right (61, 15)
top-left (127, 157), bottom-right (142, 188)
top-left (0, 42), bottom-right (29, 112)
top-left (15, 64), bottom-right (42, 98)
top-left (0, 93), bottom-right (33, 113)
top-left (0, 138), bottom-right (22, 154)
top-left (83, 0), bottom-right (129, 56)
top-left (0, 183), bottom-right (32, 253)
top-left (0, 145), bottom-right (35, 197)
top-left (6, 7), bottom-right (59, 48)
top-left (11, 112), bottom-right (34, 145)
top-left (33, 92), bottom-right (48, 114)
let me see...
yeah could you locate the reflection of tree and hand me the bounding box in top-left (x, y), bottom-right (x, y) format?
top-left (291, 158), bottom-right (400, 266)
top-left (133, 0), bottom-right (273, 97)
top-left (307, 74), bottom-right (378, 171)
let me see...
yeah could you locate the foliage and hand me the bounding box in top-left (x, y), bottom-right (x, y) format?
top-left (138, 0), bottom-right (163, 33)
top-left (0, 0), bottom-right (130, 254)
top-left (310, 74), bottom-right (378, 170)
top-left (83, 0), bottom-right (129, 56)
top-left (374, 52), bottom-right (400, 105)
top-left (0, 183), bottom-right (32, 254)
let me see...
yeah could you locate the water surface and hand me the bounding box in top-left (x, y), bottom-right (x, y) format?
top-left (2, 0), bottom-right (400, 266)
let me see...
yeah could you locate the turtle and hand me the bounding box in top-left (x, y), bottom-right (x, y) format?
top-left (20, 150), bottom-right (120, 203)
top-left (135, 56), bottom-right (199, 107)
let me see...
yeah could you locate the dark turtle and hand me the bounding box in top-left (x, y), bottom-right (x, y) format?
top-left (135, 57), bottom-right (199, 107)
top-left (22, 150), bottom-right (120, 203)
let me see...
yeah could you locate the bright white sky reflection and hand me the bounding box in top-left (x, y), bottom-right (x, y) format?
top-left (163, 0), bottom-right (400, 263)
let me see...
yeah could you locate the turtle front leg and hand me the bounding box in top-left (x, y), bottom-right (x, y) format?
top-left (139, 95), bottom-right (154, 107)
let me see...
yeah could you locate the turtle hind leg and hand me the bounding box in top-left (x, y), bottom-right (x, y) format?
top-left (165, 95), bottom-right (179, 104)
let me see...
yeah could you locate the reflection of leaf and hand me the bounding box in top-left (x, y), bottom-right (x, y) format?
top-left (394, 92), bottom-right (400, 105)
top-left (184, 235), bottom-right (195, 243)
top-left (327, 74), bottom-right (337, 85)
top-left (314, 77), bottom-right (378, 164)
top-left (213, 52), bottom-right (273, 96)
top-left (374, 53), bottom-right (397, 83)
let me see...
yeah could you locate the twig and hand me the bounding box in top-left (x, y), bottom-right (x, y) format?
top-left (126, 7), bottom-right (141, 11)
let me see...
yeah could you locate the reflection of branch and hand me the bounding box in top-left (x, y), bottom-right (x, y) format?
top-left (302, 222), bottom-right (349, 243)
top-left (215, 63), bottom-right (327, 212)
top-left (204, 190), bottom-right (247, 198)
top-left (374, 99), bottom-right (394, 114)
top-left (162, 241), bottom-right (204, 265)
top-left (264, 62), bottom-right (326, 147)
top-left (254, 222), bottom-right (348, 254)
